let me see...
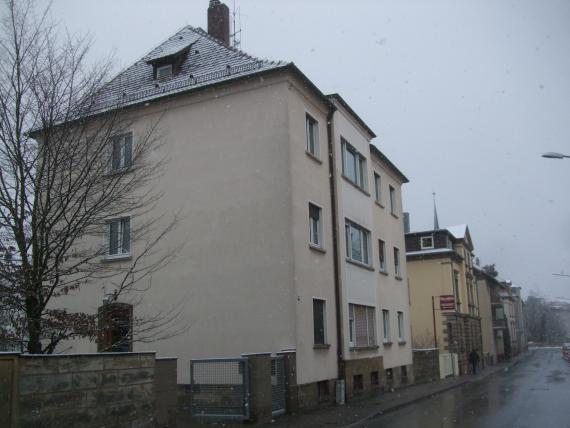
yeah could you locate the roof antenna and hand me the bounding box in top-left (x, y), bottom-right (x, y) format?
top-left (433, 192), bottom-right (440, 230)
top-left (231, 0), bottom-right (242, 49)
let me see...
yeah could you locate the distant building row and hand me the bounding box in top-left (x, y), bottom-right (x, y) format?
top-left (405, 223), bottom-right (527, 377)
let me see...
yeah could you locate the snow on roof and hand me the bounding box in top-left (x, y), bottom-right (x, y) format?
top-left (406, 248), bottom-right (455, 257)
top-left (446, 224), bottom-right (468, 239)
top-left (91, 26), bottom-right (288, 114)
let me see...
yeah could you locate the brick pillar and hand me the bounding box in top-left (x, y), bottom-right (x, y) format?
top-left (277, 351), bottom-right (298, 414)
top-left (243, 353), bottom-right (272, 424)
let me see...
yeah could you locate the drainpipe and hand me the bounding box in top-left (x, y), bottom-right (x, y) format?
top-left (326, 106), bottom-right (345, 385)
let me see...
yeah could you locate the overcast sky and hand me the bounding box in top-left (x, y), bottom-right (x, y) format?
top-left (38, 0), bottom-right (570, 301)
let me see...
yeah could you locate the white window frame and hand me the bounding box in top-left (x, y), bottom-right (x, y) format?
top-left (349, 303), bottom-right (377, 348)
top-left (341, 139), bottom-right (367, 190)
top-left (421, 235), bottom-right (434, 249)
top-left (312, 298), bottom-right (327, 345)
top-left (394, 247), bottom-right (401, 277)
top-left (345, 219), bottom-right (371, 266)
top-left (397, 311), bottom-right (405, 342)
top-left (156, 64), bottom-right (173, 79)
top-left (382, 309), bottom-right (391, 343)
top-left (378, 239), bottom-right (387, 273)
top-left (308, 202), bottom-right (324, 249)
top-left (107, 217), bottom-right (131, 257)
top-left (110, 133), bottom-right (133, 172)
top-left (389, 185), bottom-right (397, 215)
top-left (305, 113), bottom-right (320, 158)
top-left (374, 172), bottom-right (382, 204)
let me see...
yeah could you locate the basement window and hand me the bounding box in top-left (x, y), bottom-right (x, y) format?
top-left (317, 380), bottom-right (330, 401)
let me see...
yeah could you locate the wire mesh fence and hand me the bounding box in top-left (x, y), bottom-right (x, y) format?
top-left (190, 358), bottom-right (250, 420)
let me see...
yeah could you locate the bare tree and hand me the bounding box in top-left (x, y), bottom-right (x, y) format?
top-left (525, 293), bottom-right (566, 345)
top-left (0, 0), bottom-right (179, 353)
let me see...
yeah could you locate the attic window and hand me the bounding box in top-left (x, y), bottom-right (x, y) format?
top-left (421, 235), bottom-right (434, 249)
top-left (156, 64), bottom-right (172, 80)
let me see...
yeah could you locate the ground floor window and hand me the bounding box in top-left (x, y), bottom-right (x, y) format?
top-left (349, 303), bottom-right (376, 347)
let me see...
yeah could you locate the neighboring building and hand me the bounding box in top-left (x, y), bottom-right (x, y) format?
top-left (474, 266), bottom-right (495, 366)
top-left (405, 224), bottom-right (482, 376)
top-left (53, 1), bottom-right (412, 407)
top-left (474, 265), bottom-right (510, 364)
top-left (509, 286), bottom-right (527, 354)
top-left (329, 98), bottom-right (412, 397)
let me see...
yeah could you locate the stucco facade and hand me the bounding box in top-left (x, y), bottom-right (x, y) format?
top-left (50, 9), bottom-right (413, 405)
top-left (406, 226), bottom-right (483, 376)
top-left (330, 98), bottom-right (413, 398)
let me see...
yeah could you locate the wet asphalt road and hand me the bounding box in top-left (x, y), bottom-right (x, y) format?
top-left (357, 348), bottom-right (570, 428)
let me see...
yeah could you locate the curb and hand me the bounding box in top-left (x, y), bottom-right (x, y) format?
top-left (344, 354), bottom-right (526, 428)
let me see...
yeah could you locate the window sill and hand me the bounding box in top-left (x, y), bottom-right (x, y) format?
top-left (313, 344), bottom-right (331, 350)
top-left (101, 254), bottom-right (132, 263)
top-left (383, 341), bottom-right (393, 346)
top-left (341, 174), bottom-right (370, 197)
top-left (379, 270), bottom-right (389, 276)
top-left (305, 150), bottom-right (323, 164)
top-left (390, 212), bottom-right (399, 219)
top-left (395, 275), bottom-right (403, 281)
top-left (309, 244), bottom-right (326, 254)
top-left (106, 167), bottom-right (133, 177)
top-left (349, 345), bottom-right (379, 352)
top-left (375, 201), bottom-right (384, 209)
top-left (346, 258), bottom-right (375, 271)
top-left (398, 340), bottom-right (407, 346)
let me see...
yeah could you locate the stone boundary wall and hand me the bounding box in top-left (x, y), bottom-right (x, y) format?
top-left (0, 352), bottom-right (159, 428)
top-left (412, 348), bottom-right (440, 383)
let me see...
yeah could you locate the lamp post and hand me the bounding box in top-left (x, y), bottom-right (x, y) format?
top-left (542, 152), bottom-right (570, 159)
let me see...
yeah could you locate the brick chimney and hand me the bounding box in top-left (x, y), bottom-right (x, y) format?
top-left (208, 0), bottom-right (230, 47)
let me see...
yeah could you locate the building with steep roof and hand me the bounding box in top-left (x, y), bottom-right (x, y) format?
top-left (56, 1), bottom-right (413, 408)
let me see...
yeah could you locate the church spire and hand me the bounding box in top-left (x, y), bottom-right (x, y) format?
top-left (433, 192), bottom-right (440, 230)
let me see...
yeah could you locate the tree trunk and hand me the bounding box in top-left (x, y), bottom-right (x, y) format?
top-left (26, 297), bottom-right (42, 354)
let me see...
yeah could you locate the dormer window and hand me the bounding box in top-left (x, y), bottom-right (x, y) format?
top-left (156, 64), bottom-right (172, 80)
top-left (421, 235), bottom-right (434, 249)
top-left (146, 42), bottom-right (193, 81)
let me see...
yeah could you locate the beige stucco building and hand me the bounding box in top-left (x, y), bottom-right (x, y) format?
top-left (54, 1), bottom-right (413, 407)
top-left (405, 225), bottom-right (482, 376)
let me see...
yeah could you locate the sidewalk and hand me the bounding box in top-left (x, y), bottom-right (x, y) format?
top-left (269, 353), bottom-right (527, 428)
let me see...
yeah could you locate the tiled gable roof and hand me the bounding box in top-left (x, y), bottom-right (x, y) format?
top-left (92, 26), bottom-right (288, 114)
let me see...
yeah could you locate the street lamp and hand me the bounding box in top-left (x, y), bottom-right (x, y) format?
top-left (542, 152), bottom-right (570, 159)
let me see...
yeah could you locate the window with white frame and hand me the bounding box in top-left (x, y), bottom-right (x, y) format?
top-left (421, 235), bottom-right (434, 249)
top-left (345, 220), bottom-right (371, 265)
top-left (156, 64), bottom-right (172, 79)
top-left (378, 239), bottom-right (387, 273)
top-left (308, 203), bottom-right (324, 248)
top-left (394, 247), bottom-right (401, 277)
top-left (349, 303), bottom-right (376, 347)
top-left (374, 172), bottom-right (382, 204)
top-left (382, 309), bottom-right (391, 342)
top-left (397, 311), bottom-right (405, 341)
top-left (108, 218), bottom-right (131, 256)
top-left (341, 139), bottom-right (367, 190)
top-left (313, 299), bottom-right (326, 345)
top-left (111, 133), bottom-right (133, 172)
top-left (306, 114), bottom-right (319, 157)
top-left (389, 185), bottom-right (396, 214)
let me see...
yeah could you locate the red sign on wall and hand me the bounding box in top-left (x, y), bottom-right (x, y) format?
top-left (440, 295), bottom-right (456, 311)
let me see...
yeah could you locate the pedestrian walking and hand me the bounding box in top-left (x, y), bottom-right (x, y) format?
top-left (469, 349), bottom-right (480, 375)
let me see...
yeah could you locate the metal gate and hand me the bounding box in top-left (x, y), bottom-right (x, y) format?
top-left (271, 356), bottom-right (286, 416)
top-left (190, 358), bottom-right (250, 420)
